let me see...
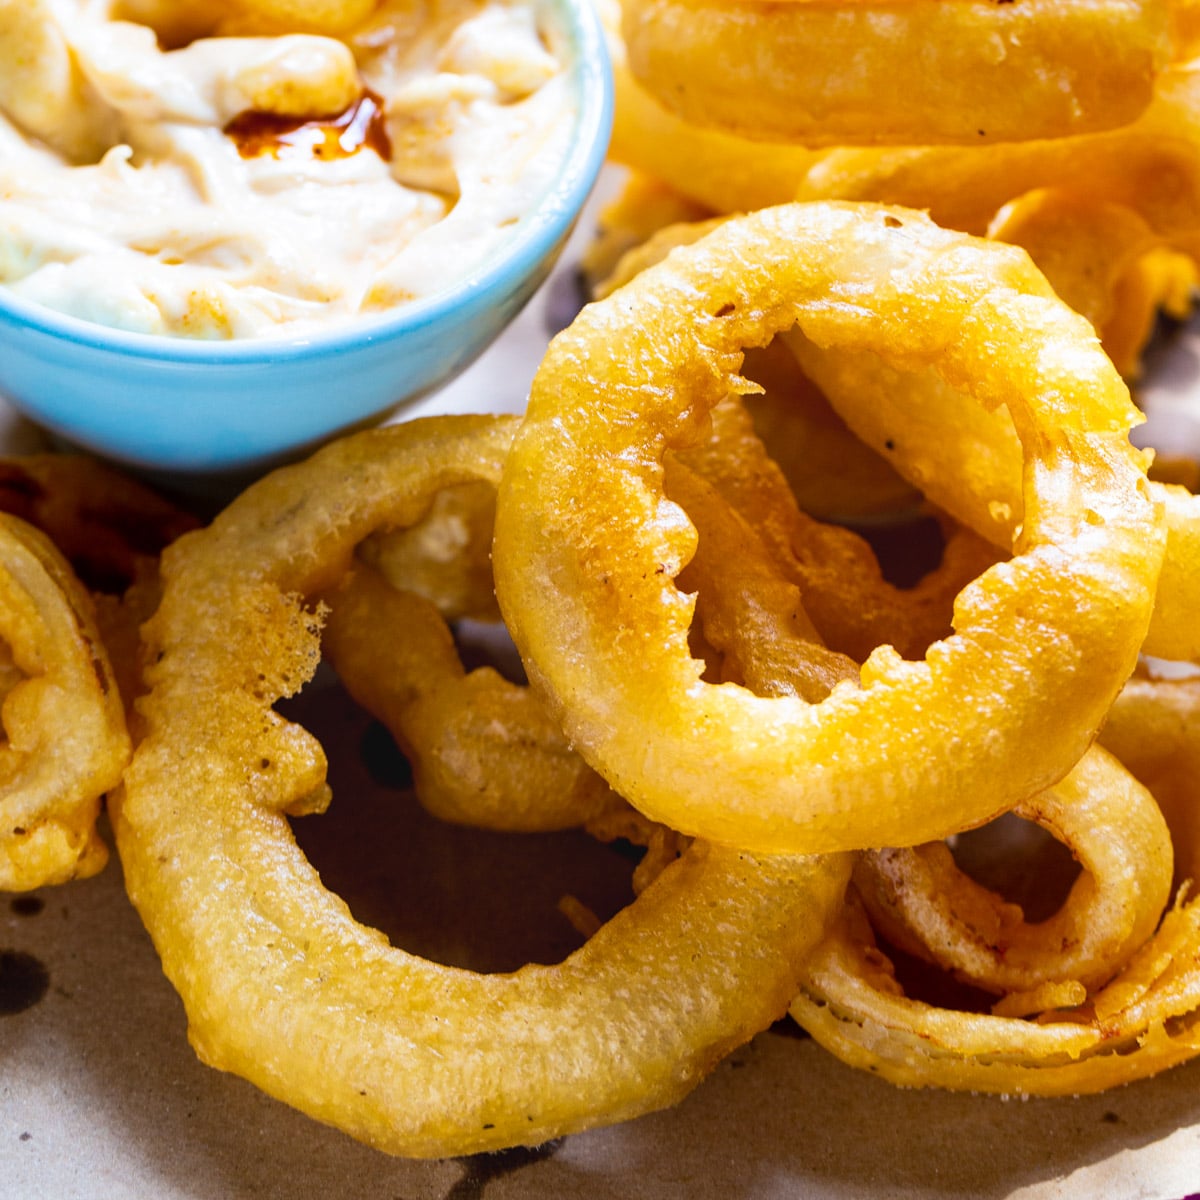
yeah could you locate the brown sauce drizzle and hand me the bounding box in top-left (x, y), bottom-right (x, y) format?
top-left (225, 87), bottom-right (392, 163)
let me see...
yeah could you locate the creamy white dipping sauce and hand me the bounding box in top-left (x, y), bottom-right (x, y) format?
top-left (0, 0), bottom-right (574, 338)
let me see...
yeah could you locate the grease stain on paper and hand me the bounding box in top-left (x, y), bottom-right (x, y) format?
top-left (0, 950), bottom-right (49, 1015)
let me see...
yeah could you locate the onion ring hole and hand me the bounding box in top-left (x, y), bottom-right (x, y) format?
top-left (277, 667), bottom-right (641, 974)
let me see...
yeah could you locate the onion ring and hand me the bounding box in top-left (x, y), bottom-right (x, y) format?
top-left (494, 201), bottom-right (1164, 855)
top-left (789, 674), bottom-right (1200, 1096)
top-left (0, 514), bottom-right (130, 891)
top-left (855, 746), bottom-right (1173, 996)
top-left (321, 559), bottom-right (620, 833)
top-left (111, 414), bottom-right (852, 1157)
top-left (791, 890), bottom-right (1200, 1095)
top-left (622, 0), bottom-right (1169, 147)
top-left (605, 28), bottom-right (1200, 250)
top-left (0, 454), bottom-right (201, 705)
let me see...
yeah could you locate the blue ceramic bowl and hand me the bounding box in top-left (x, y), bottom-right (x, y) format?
top-left (0, 0), bottom-right (611, 476)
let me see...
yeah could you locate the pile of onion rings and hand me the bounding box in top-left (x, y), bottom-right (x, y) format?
top-left (12, 0), bottom-right (1200, 1146)
top-left (70, 195), bottom-right (1196, 1154)
top-left (0, 208), bottom-right (1191, 1158)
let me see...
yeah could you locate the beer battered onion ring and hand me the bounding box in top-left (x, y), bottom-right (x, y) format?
top-left (621, 0), bottom-right (1169, 147)
top-left (492, 202), bottom-right (1165, 856)
top-left (111, 414), bottom-right (851, 1158)
top-left (854, 747), bottom-right (1173, 996)
top-left (790, 889), bottom-right (1200, 1096)
top-left (0, 514), bottom-right (129, 891)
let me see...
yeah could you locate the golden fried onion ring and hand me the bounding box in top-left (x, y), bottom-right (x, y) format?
top-left (494, 202), bottom-right (1164, 855)
top-left (622, 0), bottom-right (1169, 147)
top-left (791, 889), bottom-right (1200, 1096)
top-left (855, 747), bottom-right (1173, 996)
top-left (112, 415), bottom-right (851, 1157)
top-left (0, 514), bottom-right (129, 891)
top-left (658, 450), bottom-right (1183, 1086)
top-left (321, 561), bottom-right (620, 833)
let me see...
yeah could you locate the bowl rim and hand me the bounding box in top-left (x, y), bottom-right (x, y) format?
top-left (0, 0), bottom-right (613, 365)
